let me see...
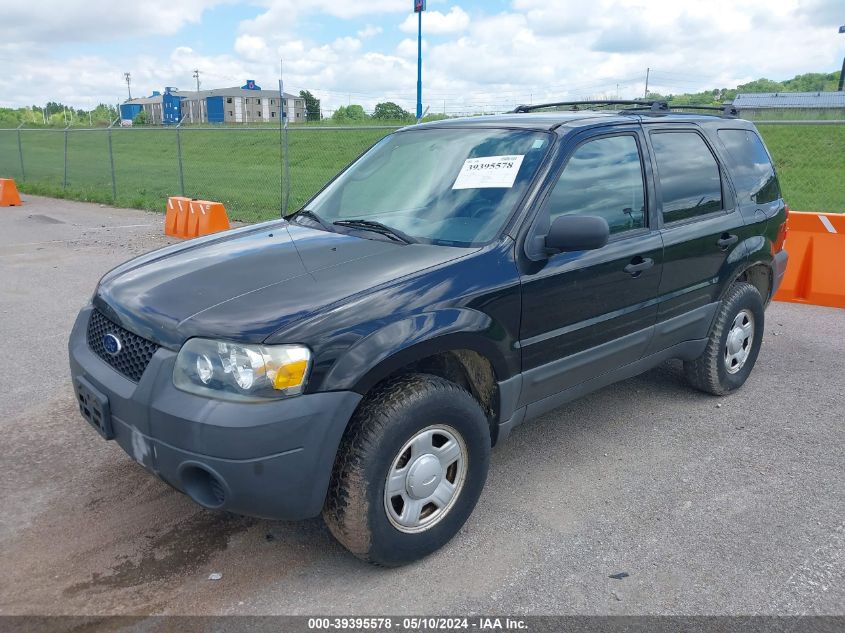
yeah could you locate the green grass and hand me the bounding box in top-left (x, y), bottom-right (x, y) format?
top-left (1, 123), bottom-right (842, 221)
top-left (0, 127), bottom-right (395, 222)
top-left (756, 124), bottom-right (845, 213)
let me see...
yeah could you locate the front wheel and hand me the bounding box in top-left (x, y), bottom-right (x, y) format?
top-left (323, 374), bottom-right (491, 566)
top-left (684, 282), bottom-right (765, 395)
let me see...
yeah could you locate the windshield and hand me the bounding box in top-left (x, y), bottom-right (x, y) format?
top-left (302, 128), bottom-right (552, 246)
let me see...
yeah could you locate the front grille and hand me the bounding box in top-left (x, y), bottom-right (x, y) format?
top-left (87, 309), bottom-right (159, 382)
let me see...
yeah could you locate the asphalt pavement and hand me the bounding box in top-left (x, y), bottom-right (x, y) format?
top-left (0, 195), bottom-right (842, 616)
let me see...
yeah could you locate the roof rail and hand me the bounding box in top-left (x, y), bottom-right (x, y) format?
top-left (512, 100), bottom-right (737, 117)
top-left (668, 104), bottom-right (738, 116)
top-left (512, 100), bottom-right (669, 113)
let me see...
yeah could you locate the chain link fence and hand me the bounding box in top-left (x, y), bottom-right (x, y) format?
top-left (0, 125), bottom-right (399, 222)
top-left (1, 119), bottom-right (843, 219)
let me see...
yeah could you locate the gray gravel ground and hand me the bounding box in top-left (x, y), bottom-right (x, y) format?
top-left (0, 195), bottom-right (842, 616)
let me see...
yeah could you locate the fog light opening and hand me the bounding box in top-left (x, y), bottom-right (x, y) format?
top-left (180, 465), bottom-right (227, 509)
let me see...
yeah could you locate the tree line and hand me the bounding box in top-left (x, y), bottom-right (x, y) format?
top-left (646, 71), bottom-right (842, 105)
top-left (2, 71), bottom-right (840, 128)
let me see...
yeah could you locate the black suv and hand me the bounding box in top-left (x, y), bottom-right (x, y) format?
top-left (69, 101), bottom-right (789, 566)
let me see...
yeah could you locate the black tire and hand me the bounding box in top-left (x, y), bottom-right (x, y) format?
top-left (323, 373), bottom-right (491, 566)
top-left (684, 282), bottom-right (765, 396)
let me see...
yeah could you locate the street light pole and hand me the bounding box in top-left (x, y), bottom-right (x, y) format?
top-left (415, 1), bottom-right (426, 120)
top-left (838, 25), bottom-right (845, 91)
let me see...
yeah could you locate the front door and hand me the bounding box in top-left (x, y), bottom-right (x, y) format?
top-left (518, 127), bottom-right (663, 405)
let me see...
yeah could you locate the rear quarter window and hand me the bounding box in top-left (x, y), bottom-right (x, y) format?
top-left (717, 129), bottom-right (781, 205)
top-left (650, 131), bottom-right (723, 224)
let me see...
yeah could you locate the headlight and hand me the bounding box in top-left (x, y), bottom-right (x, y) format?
top-left (174, 338), bottom-right (311, 401)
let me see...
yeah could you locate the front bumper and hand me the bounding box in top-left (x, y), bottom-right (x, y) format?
top-left (68, 305), bottom-right (362, 520)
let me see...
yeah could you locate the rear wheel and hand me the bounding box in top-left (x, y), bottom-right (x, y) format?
top-left (684, 282), bottom-right (765, 395)
top-left (323, 373), bottom-right (490, 566)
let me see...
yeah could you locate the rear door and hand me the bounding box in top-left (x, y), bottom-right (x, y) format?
top-left (644, 124), bottom-right (749, 353)
top-left (518, 126), bottom-right (663, 405)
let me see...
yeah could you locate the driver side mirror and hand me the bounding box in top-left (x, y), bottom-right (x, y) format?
top-left (544, 215), bottom-right (610, 254)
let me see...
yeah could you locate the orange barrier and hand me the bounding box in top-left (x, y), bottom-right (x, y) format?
top-left (0, 178), bottom-right (22, 206)
top-left (774, 211), bottom-right (845, 309)
top-left (165, 196), bottom-right (192, 237)
top-left (189, 200), bottom-right (231, 237)
top-left (165, 196), bottom-right (230, 238)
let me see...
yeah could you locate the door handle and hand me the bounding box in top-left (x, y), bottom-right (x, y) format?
top-left (717, 233), bottom-right (739, 250)
top-left (624, 257), bottom-right (654, 277)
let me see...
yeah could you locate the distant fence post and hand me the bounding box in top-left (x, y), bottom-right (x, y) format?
top-left (16, 123), bottom-right (25, 181)
top-left (107, 118), bottom-right (118, 201)
top-left (176, 116), bottom-right (186, 197)
top-left (63, 125), bottom-right (69, 189)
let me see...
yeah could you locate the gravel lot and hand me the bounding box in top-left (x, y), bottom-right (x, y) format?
top-left (0, 195), bottom-right (842, 616)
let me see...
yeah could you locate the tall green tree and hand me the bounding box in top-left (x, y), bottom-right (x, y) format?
top-left (373, 101), bottom-right (412, 121)
top-left (299, 90), bottom-right (321, 121)
top-left (331, 104), bottom-right (367, 123)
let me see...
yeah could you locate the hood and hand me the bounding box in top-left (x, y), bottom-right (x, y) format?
top-left (94, 221), bottom-right (470, 349)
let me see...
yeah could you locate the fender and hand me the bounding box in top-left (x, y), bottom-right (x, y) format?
top-left (321, 308), bottom-right (512, 394)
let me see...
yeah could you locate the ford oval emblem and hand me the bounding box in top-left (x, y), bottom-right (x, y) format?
top-left (103, 333), bottom-right (122, 356)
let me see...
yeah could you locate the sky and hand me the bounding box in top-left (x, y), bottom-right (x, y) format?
top-left (0, 0), bottom-right (843, 115)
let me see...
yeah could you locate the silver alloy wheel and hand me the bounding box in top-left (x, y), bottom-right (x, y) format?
top-left (384, 425), bottom-right (468, 534)
top-left (724, 309), bottom-right (755, 374)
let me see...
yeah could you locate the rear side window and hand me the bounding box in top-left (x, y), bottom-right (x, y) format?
top-left (545, 135), bottom-right (646, 235)
top-left (651, 132), bottom-right (723, 223)
top-left (717, 129), bottom-right (781, 204)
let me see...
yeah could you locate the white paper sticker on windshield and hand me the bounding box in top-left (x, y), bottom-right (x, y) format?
top-left (452, 155), bottom-right (525, 190)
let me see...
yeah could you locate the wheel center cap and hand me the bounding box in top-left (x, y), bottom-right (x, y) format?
top-left (728, 329), bottom-right (744, 355)
top-left (406, 454), bottom-right (443, 499)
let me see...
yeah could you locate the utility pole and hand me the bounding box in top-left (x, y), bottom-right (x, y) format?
top-left (193, 69), bottom-right (201, 93)
top-left (643, 68), bottom-right (650, 100)
top-left (414, 0), bottom-right (426, 120)
top-left (124, 72), bottom-right (132, 100)
top-left (838, 25), bottom-right (845, 91)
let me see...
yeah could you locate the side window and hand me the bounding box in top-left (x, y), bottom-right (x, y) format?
top-left (717, 129), bottom-right (781, 204)
top-left (651, 132), bottom-right (723, 223)
top-left (545, 135), bottom-right (646, 235)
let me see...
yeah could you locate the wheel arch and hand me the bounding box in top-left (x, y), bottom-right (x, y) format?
top-left (321, 310), bottom-right (512, 445)
top-left (729, 261), bottom-right (774, 303)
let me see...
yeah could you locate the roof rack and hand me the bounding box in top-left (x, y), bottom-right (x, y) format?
top-left (512, 100), bottom-right (737, 117)
top-left (512, 100), bottom-right (667, 113)
top-left (665, 104), bottom-right (738, 116)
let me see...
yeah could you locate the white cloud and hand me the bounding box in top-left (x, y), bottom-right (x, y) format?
top-left (234, 35), bottom-right (271, 61)
top-left (396, 38), bottom-right (429, 58)
top-left (0, 0), bottom-right (842, 116)
top-left (399, 7), bottom-right (471, 35)
top-left (358, 25), bottom-right (384, 39)
top-left (0, 0), bottom-right (224, 45)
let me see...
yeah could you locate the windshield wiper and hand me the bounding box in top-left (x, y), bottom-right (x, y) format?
top-left (333, 219), bottom-right (417, 244)
top-left (289, 209), bottom-right (334, 232)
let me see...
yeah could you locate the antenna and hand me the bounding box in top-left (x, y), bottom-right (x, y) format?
top-left (124, 72), bottom-right (132, 100)
top-left (192, 69), bottom-right (201, 93)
